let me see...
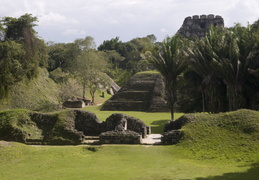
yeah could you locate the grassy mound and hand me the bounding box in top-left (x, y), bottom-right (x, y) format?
top-left (177, 109), bottom-right (259, 162)
top-left (0, 68), bottom-right (60, 112)
top-left (0, 109), bottom-right (85, 145)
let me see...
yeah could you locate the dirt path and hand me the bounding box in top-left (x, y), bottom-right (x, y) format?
top-left (141, 134), bottom-right (162, 145)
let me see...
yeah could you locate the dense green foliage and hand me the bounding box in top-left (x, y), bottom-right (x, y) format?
top-left (0, 14), bottom-right (48, 101)
top-left (182, 23), bottom-right (259, 113)
top-left (98, 36), bottom-right (155, 85)
top-left (147, 21), bottom-right (259, 114)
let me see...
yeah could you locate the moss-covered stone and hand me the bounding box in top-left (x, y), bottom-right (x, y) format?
top-left (0, 109), bottom-right (103, 145)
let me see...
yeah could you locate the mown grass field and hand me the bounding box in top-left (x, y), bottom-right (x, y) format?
top-left (1, 141), bottom-right (258, 180)
top-left (0, 106), bottom-right (259, 180)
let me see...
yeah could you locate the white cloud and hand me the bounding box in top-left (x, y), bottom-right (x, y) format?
top-left (62, 29), bottom-right (86, 36)
top-left (225, 0), bottom-right (259, 26)
top-left (160, 28), bottom-right (168, 33)
top-left (38, 12), bottom-right (78, 27)
top-left (0, 0), bottom-right (259, 45)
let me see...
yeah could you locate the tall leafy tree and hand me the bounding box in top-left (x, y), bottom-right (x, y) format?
top-left (147, 35), bottom-right (189, 119)
top-left (0, 14), bottom-right (47, 101)
top-left (74, 50), bottom-right (109, 102)
top-left (2, 14), bottom-right (47, 79)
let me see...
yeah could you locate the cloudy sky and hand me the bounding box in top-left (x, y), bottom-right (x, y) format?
top-left (0, 0), bottom-right (258, 46)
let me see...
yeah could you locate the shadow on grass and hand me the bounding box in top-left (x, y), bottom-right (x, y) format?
top-left (196, 163), bottom-right (259, 180)
top-left (150, 119), bottom-right (169, 134)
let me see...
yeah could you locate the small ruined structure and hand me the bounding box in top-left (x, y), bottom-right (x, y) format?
top-left (177, 14), bottom-right (224, 38)
top-left (63, 99), bottom-right (86, 108)
top-left (99, 113), bottom-right (151, 144)
top-left (63, 97), bottom-right (92, 108)
top-left (0, 109), bottom-right (150, 145)
top-left (101, 72), bottom-right (168, 112)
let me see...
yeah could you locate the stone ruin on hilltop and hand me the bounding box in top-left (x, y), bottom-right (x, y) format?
top-left (177, 14), bottom-right (224, 38)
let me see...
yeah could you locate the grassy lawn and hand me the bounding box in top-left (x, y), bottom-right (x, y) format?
top-left (82, 92), bottom-right (183, 134)
top-left (0, 99), bottom-right (259, 180)
top-left (0, 141), bottom-right (257, 180)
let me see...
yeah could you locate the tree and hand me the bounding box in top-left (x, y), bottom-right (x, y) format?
top-left (0, 40), bottom-right (25, 100)
top-left (73, 50), bottom-right (109, 102)
top-left (186, 28), bottom-right (227, 112)
top-left (98, 37), bottom-right (120, 51)
top-left (147, 35), bottom-right (189, 119)
top-left (1, 14), bottom-right (47, 79)
top-left (188, 25), bottom-right (259, 111)
top-left (0, 14), bottom-right (47, 101)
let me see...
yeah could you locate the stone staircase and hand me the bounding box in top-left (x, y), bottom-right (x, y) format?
top-left (101, 73), bottom-right (168, 112)
top-left (83, 136), bottom-right (100, 144)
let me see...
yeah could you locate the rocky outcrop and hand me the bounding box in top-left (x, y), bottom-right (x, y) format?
top-left (101, 72), bottom-right (168, 112)
top-left (178, 14), bottom-right (224, 38)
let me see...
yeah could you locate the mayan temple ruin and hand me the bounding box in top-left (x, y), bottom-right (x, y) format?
top-left (177, 14), bottom-right (224, 38)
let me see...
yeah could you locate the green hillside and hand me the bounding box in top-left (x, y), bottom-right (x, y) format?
top-left (0, 68), bottom-right (60, 112)
top-left (177, 109), bottom-right (259, 162)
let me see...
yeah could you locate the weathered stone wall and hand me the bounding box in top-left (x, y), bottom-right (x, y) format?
top-left (162, 114), bottom-right (195, 145)
top-left (74, 110), bottom-right (105, 136)
top-left (104, 113), bottom-right (150, 138)
top-left (178, 14), bottom-right (224, 38)
top-left (161, 130), bottom-right (183, 145)
top-left (99, 130), bottom-right (142, 144)
top-left (164, 114), bottom-right (195, 132)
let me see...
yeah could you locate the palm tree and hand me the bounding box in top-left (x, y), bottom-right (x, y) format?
top-left (194, 25), bottom-right (259, 111)
top-left (147, 35), bottom-right (188, 120)
top-left (187, 36), bottom-right (226, 112)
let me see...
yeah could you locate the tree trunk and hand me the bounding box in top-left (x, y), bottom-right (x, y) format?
top-left (170, 103), bottom-right (174, 120)
top-left (90, 89), bottom-right (96, 103)
top-left (167, 86), bottom-right (176, 120)
top-left (91, 96), bottom-right (95, 104)
top-left (83, 83), bottom-right (86, 99)
top-left (202, 91), bottom-right (205, 112)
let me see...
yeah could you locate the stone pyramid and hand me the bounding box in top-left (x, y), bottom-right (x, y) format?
top-left (101, 72), bottom-right (168, 112)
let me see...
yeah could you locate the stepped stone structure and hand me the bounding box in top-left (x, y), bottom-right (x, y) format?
top-left (101, 73), bottom-right (168, 112)
top-left (177, 14), bottom-right (224, 38)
